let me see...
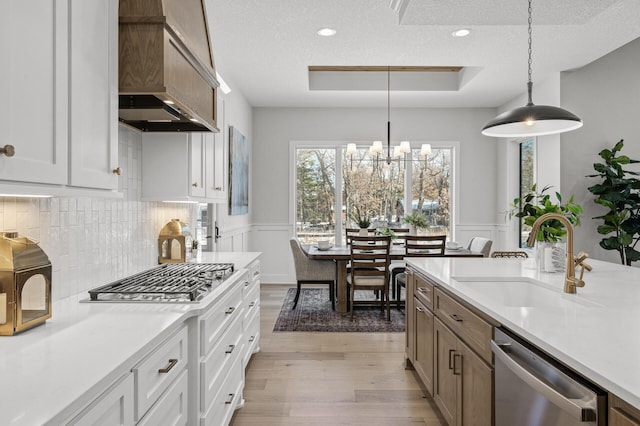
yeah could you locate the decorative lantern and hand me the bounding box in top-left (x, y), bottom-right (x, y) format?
top-left (158, 219), bottom-right (192, 264)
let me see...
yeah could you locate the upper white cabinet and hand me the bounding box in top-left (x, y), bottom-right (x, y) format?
top-left (206, 95), bottom-right (228, 201)
top-left (0, 0), bottom-right (118, 193)
top-left (142, 132), bottom-right (211, 202)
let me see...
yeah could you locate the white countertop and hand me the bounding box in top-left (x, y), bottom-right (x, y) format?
top-left (406, 256), bottom-right (640, 410)
top-left (0, 252), bottom-right (261, 426)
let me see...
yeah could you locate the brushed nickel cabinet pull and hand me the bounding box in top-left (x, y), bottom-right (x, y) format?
top-left (417, 287), bottom-right (428, 293)
top-left (416, 306), bottom-right (425, 312)
top-left (192, 182), bottom-right (198, 187)
top-left (450, 313), bottom-right (463, 322)
top-left (225, 394), bottom-right (234, 404)
top-left (225, 344), bottom-right (235, 354)
top-left (158, 358), bottom-right (178, 374)
top-left (112, 167), bottom-right (121, 175)
top-left (244, 281), bottom-right (250, 286)
top-left (453, 353), bottom-right (462, 375)
top-left (0, 145), bottom-right (15, 157)
top-left (249, 301), bottom-right (255, 307)
top-left (253, 270), bottom-right (259, 276)
top-left (248, 336), bottom-right (255, 342)
top-left (215, 186), bottom-right (222, 190)
top-left (448, 349), bottom-right (455, 370)
top-left (225, 307), bottom-right (235, 315)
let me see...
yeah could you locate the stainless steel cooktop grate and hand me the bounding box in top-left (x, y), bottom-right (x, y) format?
top-left (88, 263), bottom-right (234, 302)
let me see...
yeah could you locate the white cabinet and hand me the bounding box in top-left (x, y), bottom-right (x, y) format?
top-left (66, 374), bottom-right (135, 426)
top-left (141, 132), bottom-right (212, 202)
top-left (0, 0), bottom-right (119, 192)
top-left (206, 95), bottom-right (227, 201)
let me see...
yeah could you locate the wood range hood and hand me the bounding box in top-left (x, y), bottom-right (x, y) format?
top-left (119, 0), bottom-right (219, 132)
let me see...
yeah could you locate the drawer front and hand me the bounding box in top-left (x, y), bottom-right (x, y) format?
top-left (137, 369), bottom-right (188, 426)
top-left (414, 273), bottom-right (435, 310)
top-left (200, 283), bottom-right (243, 356)
top-left (201, 353), bottom-right (244, 426)
top-left (134, 325), bottom-right (188, 421)
top-left (244, 282), bottom-right (260, 319)
top-left (434, 288), bottom-right (493, 363)
top-left (248, 261), bottom-right (260, 285)
top-left (201, 313), bottom-right (244, 411)
top-left (243, 307), bottom-right (260, 366)
top-left (67, 374), bottom-right (134, 426)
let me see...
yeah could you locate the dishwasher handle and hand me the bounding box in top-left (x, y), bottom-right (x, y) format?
top-left (491, 341), bottom-right (596, 422)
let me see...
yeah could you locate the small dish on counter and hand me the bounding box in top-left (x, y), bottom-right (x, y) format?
top-left (446, 242), bottom-right (463, 250)
top-left (314, 244), bottom-right (334, 251)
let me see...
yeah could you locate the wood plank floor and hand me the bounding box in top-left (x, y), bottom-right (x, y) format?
top-left (230, 284), bottom-right (446, 425)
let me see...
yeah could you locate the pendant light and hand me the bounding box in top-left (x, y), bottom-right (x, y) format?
top-left (481, 0), bottom-right (582, 137)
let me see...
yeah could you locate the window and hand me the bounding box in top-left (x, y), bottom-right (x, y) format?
top-left (294, 144), bottom-right (454, 244)
top-left (518, 138), bottom-right (536, 247)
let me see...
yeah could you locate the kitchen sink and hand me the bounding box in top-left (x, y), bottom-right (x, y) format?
top-left (451, 276), bottom-right (600, 308)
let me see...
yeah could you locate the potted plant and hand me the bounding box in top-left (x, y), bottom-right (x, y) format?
top-left (587, 139), bottom-right (640, 266)
top-left (510, 183), bottom-right (584, 271)
top-left (403, 212), bottom-right (429, 235)
top-left (375, 227), bottom-right (397, 240)
top-left (351, 206), bottom-right (371, 235)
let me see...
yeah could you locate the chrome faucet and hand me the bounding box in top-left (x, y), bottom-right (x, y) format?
top-left (527, 212), bottom-right (589, 294)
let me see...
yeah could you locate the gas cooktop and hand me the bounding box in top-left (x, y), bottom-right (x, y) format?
top-left (85, 263), bottom-right (234, 303)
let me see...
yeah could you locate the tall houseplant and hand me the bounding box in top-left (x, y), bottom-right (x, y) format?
top-left (587, 140), bottom-right (640, 266)
top-left (403, 212), bottom-right (428, 235)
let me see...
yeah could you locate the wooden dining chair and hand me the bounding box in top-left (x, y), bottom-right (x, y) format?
top-left (394, 235), bottom-right (447, 309)
top-left (347, 235), bottom-right (392, 320)
top-left (289, 237), bottom-right (336, 310)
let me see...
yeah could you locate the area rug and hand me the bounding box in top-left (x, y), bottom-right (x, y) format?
top-left (273, 288), bottom-right (405, 332)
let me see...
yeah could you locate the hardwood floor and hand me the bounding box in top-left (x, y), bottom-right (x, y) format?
top-left (231, 284), bottom-right (446, 425)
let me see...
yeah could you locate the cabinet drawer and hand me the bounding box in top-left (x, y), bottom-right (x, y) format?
top-left (414, 273), bottom-right (435, 310)
top-left (201, 313), bottom-right (244, 412)
top-left (133, 325), bottom-right (188, 421)
top-left (137, 369), bottom-right (188, 426)
top-left (434, 288), bottom-right (493, 363)
top-left (244, 307), bottom-right (260, 366)
top-left (610, 394), bottom-right (640, 426)
top-left (248, 261), bottom-right (260, 284)
top-left (201, 353), bottom-right (244, 426)
top-left (67, 373), bottom-right (134, 426)
top-left (244, 283), bottom-right (260, 317)
top-left (200, 283), bottom-right (243, 356)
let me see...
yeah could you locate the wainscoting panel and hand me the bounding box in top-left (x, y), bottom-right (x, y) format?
top-left (217, 224), bottom-right (252, 252)
top-left (252, 224), bottom-right (294, 284)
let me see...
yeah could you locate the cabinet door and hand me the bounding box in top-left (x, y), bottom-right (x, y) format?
top-left (205, 95), bottom-right (227, 201)
top-left (0, 0), bottom-right (68, 184)
top-left (434, 317), bottom-right (458, 426)
top-left (414, 297), bottom-right (434, 396)
top-left (189, 133), bottom-right (206, 197)
top-left (459, 339), bottom-right (493, 426)
top-left (67, 374), bottom-right (134, 426)
top-left (405, 268), bottom-right (416, 364)
top-left (68, 0), bottom-right (118, 190)
top-left (610, 394), bottom-right (640, 426)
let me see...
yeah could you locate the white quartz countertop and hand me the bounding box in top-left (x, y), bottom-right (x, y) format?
top-left (406, 256), bottom-right (640, 410)
top-left (0, 252), bottom-right (261, 426)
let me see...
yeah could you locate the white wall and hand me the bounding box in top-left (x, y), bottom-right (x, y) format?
top-left (561, 37), bottom-right (640, 264)
top-left (251, 107), bottom-right (498, 283)
top-left (0, 125), bottom-right (198, 301)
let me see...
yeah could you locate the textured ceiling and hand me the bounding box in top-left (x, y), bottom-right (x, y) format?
top-left (204, 0), bottom-right (640, 108)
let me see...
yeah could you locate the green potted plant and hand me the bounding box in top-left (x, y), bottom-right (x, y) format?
top-left (375, 227), bottom-right (397, 240)
top-left (351, 206), bottom-right (371, 235)
top-left (586, 139), bottom-right (640, 266)
top-left (511, 184), bottom-right (583, 272)
top-left (403, 212), bottom-right (429, 235)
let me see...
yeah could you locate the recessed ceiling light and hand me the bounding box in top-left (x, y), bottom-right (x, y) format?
top-left (452, 28), bottom-right (471, 37)
top-left (317, 28), bottom-right (336, 37)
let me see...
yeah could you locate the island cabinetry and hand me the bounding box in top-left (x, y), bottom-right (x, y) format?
top-left (242, 260), bottom-right (261, 366)
top-left (66, 374), bottom-right (134, 425)
top-left (610, 394), bottom-right (640, 425)
top-left (1, 0), bottom-right (119, 192)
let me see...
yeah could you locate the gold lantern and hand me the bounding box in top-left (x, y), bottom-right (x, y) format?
top-left (158, 219), bottom-right (192, 264)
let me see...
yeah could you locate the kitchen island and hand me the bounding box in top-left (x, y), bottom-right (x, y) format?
top-left (406, 256), bottom-right (640, 420)
top-left (0, 251), bottom-right (261, 426)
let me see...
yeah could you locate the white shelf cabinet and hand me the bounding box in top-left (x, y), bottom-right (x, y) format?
top-left (0, 0), bottom-right (118, 192)
top-left (141, 132), bottom-right (211, 202)
top-left (206, 95), bottom-right (228, 202)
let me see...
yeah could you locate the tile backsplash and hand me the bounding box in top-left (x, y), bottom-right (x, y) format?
top-left (0, 126), bottom-right (198, 301)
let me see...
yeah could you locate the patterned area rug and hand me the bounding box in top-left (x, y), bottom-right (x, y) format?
top-left (273, 288), bottom-right (405, 332)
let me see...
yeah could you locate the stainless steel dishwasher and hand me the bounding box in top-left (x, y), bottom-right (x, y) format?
top-left (492, 328), bottom-right (606, 425)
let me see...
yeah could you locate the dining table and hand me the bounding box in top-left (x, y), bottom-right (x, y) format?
top-left (306, 243), bottom-right (484, 313)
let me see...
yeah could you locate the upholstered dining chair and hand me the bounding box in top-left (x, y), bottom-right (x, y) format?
top-left (467, 237), bottom-right (493, 257)
top-left (393, 235), bottom-right (447, 309)
top-left (347, 235), bottom-right (392, 320)
top-left (289, 237), bottom-right (336, 310)
top-left (491, 250), bottom-right (529, 258)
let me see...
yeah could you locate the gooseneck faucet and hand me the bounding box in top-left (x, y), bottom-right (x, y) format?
top-left (527, 212), bottom-right (587, 294)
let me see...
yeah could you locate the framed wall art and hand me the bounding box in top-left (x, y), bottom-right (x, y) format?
top-left (229, 126), bottom-right (249, 215)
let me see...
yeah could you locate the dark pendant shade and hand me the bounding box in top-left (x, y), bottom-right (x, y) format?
top-left (481, 103), bottom-right (583, 137)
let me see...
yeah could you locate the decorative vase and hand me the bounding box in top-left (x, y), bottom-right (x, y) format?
top-left (536, 241), bottom-right (566, 273)
top-left (359, 228), bottom-right (368, 236)
top-left (409, 224), bottom-right (417, 236)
